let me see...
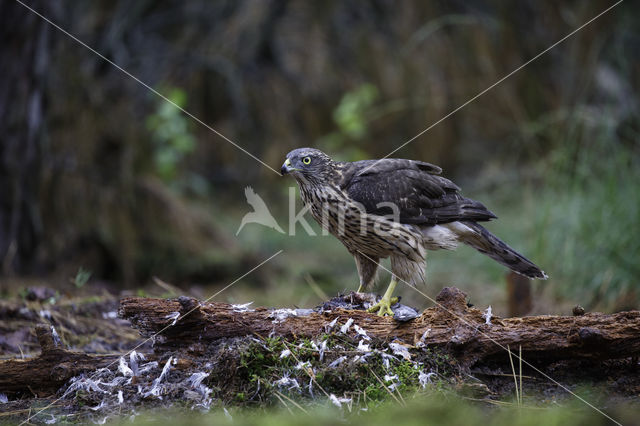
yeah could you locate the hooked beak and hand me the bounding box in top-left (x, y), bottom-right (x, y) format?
top-left (281, 158), bottom-right (294, 175)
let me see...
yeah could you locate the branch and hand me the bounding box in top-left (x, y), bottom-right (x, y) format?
top-left (0, 325), bottom-right (119, 396)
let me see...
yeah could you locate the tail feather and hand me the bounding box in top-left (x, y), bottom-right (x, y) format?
top-left (457, 221), bottom-right (548, 280)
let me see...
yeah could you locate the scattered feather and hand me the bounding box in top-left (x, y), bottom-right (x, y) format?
top-left (352, 353), bottom-right (373, 364)
top-left (381, 352), bottom-right (398, 364)
top-left (270, 308), bottom-right (298, 323)
top-left (340, 318), bottom-right (354, 334)
top-left (117, 390), bottom-right (124, 404)
top-left (383, 373), bottom-right (401, 391)
top-left (279, 349), bottom-right (291, 359)
top-left (190, 379), bottom-right (214, 409)
top-left (38, 310), bottom-right (52, 320)
top-left (188, 372), bottom-right (209, 388)
top-left (274, 374), bottom-right (300, 391)
top-left (389, 342), bottom-right (411, 360)
top-left (129, 351), bottom-right (144, 377)
top-left (0, 394), bottom-right (7, 403)
top-left (101, 311), bottom-right (118, 319)
top-left (164, 312), bottom-right (180, 326)
top-left (295, 361), bottom-right (311, 370)
top-left (197, 385), bottom-right (213, 409)
top-left (118, 357), bottom-right (133, 377)
top-left (325, 317), bottom-right (338, 332)
top-left (328, 356), bottom-right (347, 368)
top-left (89, 401), bottom-right (106, 411)
top-left (416, 328), bottom-right (431, 348)
top-left (353, 324), bottom-right (370, 340)
top-left (483, 306), bottom-right (493, 325)
top-left (318, 340), bottom-right (328, 362)
top-left (329, 394), bottom-right (352, 408)
top-left (97, 377), bottom-right (125, 388)
top-left (62, 376), bottom-right (109, 398)
top-left (419, 371), bottom-right (436, 388)
top-left (357, 340), bottom-right (371, 352)
top-left (382, 356), bottom-right (390, 370)
top-left (145, 356), bottom-right (173, 398)
top-left (329, 394), bottom-right (342, 408)
top-left (50, 326), bottom-right (62, 347)
top-left (384, 374), bottom-right (399, 383)
top-left (138, 361), bottom-right (158, 374)
top-left (231, 302), bottom-right (254, 312)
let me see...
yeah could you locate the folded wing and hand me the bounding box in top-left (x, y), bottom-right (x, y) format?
top-left (339, 159), bottom-right (496, 225)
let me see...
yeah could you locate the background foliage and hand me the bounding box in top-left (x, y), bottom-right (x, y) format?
top-left (1, 0), bottom-right (638, 313)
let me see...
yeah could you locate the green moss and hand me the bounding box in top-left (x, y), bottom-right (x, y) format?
top-left (211, 334), bottom-right (458, 411)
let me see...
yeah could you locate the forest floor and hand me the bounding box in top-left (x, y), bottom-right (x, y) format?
top-left (0, 284), bottom-right (638, 425)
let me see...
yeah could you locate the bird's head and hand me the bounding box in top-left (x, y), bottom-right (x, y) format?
top-left (281, 148), bottom-right (335, 184)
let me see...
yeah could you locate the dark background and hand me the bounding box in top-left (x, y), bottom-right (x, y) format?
top-left (1, 0), bottom-right (638, 314)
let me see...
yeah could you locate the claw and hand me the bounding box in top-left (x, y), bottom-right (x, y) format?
top-left (367, 297), bottom-right (396, 316)
top-left (367, 278), bottom-right (399, 316)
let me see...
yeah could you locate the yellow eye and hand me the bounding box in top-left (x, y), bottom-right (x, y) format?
top-left (302, 157), bottom-right (311, 165)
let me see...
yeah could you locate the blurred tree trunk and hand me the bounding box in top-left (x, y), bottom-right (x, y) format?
top-left (0, 0), bottom-right (56, 274)
top-left (506, 271), bottom-right (532, 317)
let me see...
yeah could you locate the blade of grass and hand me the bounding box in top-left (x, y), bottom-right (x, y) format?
top-left (507, 345), bottom-right (520, 406)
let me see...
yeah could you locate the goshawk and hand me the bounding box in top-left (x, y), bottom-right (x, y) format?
top-left (281, 148), bottom-right (546, 316)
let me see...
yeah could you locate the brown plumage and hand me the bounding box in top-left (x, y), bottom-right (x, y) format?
top-left (281, 148), bottom-right (546, 315)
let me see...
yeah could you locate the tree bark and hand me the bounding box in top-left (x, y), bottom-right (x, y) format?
top-left (0, 0), bottom-right (57, 274)
top-left (119, 287), bottom-right (640, 366)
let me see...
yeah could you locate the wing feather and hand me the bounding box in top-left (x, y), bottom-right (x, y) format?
top-left (338, 159), bottom-right (496, 225)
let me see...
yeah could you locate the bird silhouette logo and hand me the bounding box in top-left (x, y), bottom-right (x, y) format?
top-left (236, 186), bottom-right (285, 235)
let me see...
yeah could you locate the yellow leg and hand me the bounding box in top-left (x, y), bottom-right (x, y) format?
top-left (367, 277), bottom-right (398, 316)
top-left (356, 284), bottom-right (365, 293)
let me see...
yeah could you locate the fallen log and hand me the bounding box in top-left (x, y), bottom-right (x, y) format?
top-left (2, 288), bottom-right (639, 400)
top-left (0, 325), bottom-right (120, 396)
top-left (119, 287), bottom-right (640, 367)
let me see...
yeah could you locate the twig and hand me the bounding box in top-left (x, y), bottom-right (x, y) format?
top-left (368, 368), bottom-right (404, 407)
top-left (304, 274), bottom-right (329, 301)
top-left (274, 392), bottom-right (294, 415)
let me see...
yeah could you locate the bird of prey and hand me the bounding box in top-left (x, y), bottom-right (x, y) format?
top-left (236, 186), bottom-right (285, 235)
top-left (281, 148), bottom-right (547, 316)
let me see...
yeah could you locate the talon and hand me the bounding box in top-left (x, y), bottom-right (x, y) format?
top-left (367, 298), bottom-right (395, 316)
top-left (367, 278), bottom-right (399, 316)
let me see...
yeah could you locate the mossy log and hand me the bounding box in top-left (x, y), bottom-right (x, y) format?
top-left (0, 325), bottom-right (119, 396)
top-left (3, 287), bottom-right (639, 397)
top-left (119, 287), bottom-right (640, 367)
